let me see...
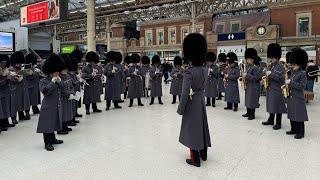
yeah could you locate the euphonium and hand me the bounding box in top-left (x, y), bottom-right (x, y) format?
top-left (281, 73), bottom-right (289, 98)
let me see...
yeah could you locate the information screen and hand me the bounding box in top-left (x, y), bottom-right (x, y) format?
top-left (0, 32), bottom-right (15, 52)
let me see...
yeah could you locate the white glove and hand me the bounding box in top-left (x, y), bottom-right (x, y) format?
top-left (56, 77), bottom-right (61, 83)
top-left (35, 68), bottom-right (41, 73)
top-left (266, 71), bottom-right (272, 76)
top-left (112, 70), bottom-right (116, 73)
top-left (210, 69), bottom-right (213, 72)
top-left (18, 76), bottom-right (24, 82)
top-left (92, 71), bottom-right (97, 77)
top-left (133, 72), bottom-right (137, 75)
top-left (51, 77), bottom-right (57, 83)
top-left (68, 94), bottom-right (75, 100)
top-left (243, 73), bottom-right (247, 78)
top-left (285, 80), bottom-right (291, 85)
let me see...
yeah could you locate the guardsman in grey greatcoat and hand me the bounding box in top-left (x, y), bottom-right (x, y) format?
top-left (205, 52), bottom-right (219, 107)
top-left (242, 48), bottom-right (262, 120)
top-left (0, 54), bottom-right (14, 131)
top-left (262, 43), bottom-right (287, 130)
top-left (81, 52), bottom-right (103, 115)
top-left (285, 48), bottom-right (309, 139)
top-left (123, 56), bottom-right (131, 99)
top-left (36, 54), bottom-right (64, 151)
top-left (140, 56), bottom-right (151, 98)
top-left (104, 51), bottom-right (122, 111)
top-left (128, 54), bottom-right (144, 107)
top-left (25, 54), bottom-right (41, 115)
top-left (177, 33), bottom-right (211, 168)
top-left (69, 55), bottom-right (82, 124)
top-left (149, 55), bottom-right (164, 105)
top-left (217, 53), bottom-right (227, 100)
top-left (9, 51), bottom-right (31, 123)
top-left (114, 52), bottom-right (125, 103)
top-left (170, 56), bottom-right (183, 104)
top-left (224, 52), bottom-right (240, 112)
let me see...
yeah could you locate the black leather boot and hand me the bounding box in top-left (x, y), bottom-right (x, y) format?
top-left (92, 103), bottom-right (102, 113)
top-left (262, 114), bottom-right (275, 125)
top-left (138, 98), bottom-right (144, 106)
top-left (172, 95), bottom-right (177, 104)
top-left (186, 150), bottom-right (201, 167)
top-left (242, 108), bottom-right (250, 117)
top-left (32, 106), bottom-right (40, 114)
top-left (248, 109), bottom-right (255, 120)
top-left (149, 97), bottom-right (154, 105)
top-left (158, 97), bottom-right (163, 105)
top-left (206, 98), bottom-right (211, 106)
top-left (129, 99), bottom-right (133, 107)
top-left (273, 114), bottom-right (282, 130)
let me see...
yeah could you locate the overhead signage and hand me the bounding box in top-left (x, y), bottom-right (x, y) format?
top-left (218, 32), bottom-right (246, 41)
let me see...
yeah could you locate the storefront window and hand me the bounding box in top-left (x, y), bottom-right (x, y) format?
top-left (216, 24), bottom-right (224, 34)
top-left (146, 30), bottom-right (153, 46)
top-left (157, 30), bottom-right (164, 45)
top-left (298, 17), bottom-right (310, 37)
top-left (181, 27), bottom-right (189, 41)
top-left (231, 23), bottom-right (240, 33)
top-left (168, 28), bottom-right (176, 44)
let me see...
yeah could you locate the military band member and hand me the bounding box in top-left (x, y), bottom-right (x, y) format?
top-left (114, 51), bottom-right (125, 103)
top-left (9, 51), bottom-right (31, 123)
top-left (205, 52), bottom-right (219, 107)
top-left (25, 54), bottom-right (41, 115)
top-left (68, 55), bottom-right (81, 124)
top-left (217, 53), bottom-right (227, 100)
top-left (262, 43), bottom-right (287, 130)
top-left (104, 51), bottom-right (122, 111)
top-left (128, 54), bottom-right (144, 107)
top-left (286, 48), bottom-right (309, 139)
top-left (224, 52), bottom-right (240, 112)
top-left (242, 48), bottom-right (261, 120)
top-left (149, 55), bottom-right (164, 105)
top-left (177, 33), bottom-right (211, 167)
top-left (170, 56), bottom-right (183, 104)
top-left (254, 56), bottom-right (263, 108)
top-left (140, 56), bottom-right (151, 98)
top-left (36, 54), bottom-right (64, 151)
top-left (0, 54), bottom-right (13, 131)
top-left (82, 52), bottom-right (103, 115)
top-left (123, 56), bottom-right (131, 99)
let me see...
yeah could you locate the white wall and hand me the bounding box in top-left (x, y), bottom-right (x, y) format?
top-left (0, 19), bottom-right (28, 51)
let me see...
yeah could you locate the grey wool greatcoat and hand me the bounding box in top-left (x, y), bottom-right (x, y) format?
top-left (218, 63), bottom-right (227, 93)
top-left (127, 65), bottom-right (144, 99)
top-left (82, 64), bottom-right (102, 104)
top-left (244, 64), bottom-right (262, 109)
top-left (104, 64), bottom-right (121, 101)
top-left (287, 70), bottom-right (308, 122)
top-left (8, 67), bottom-right (30, 114)
top-left (266, 62), bottom-right (287, 114)
top-left (140, 65), bottom-right (151, 90)
top-left (60, 73), bottom-right (74, 122)
top-left (150, 65), bottom-right (163, 97)
top-left (25, 70), bottom-right (41, 106)
top-left (224, 65), bottom-right (240, 104)
top-left (205, 64), bottom-right (219, 98)
top-left (36, 76), bottom-right (62, 133)
top-left (0, 75), bottom-right (11, 119)
top-left (69, 72), bottom-right (80, 116)
top-left (95, 64), bottom-right (104, 95)
top-left (115, 64), bottom-right (126, 94)
top-left (177, 66), bottom-right (211, 150)
top-left (170, 67), bottom-right (184, 96)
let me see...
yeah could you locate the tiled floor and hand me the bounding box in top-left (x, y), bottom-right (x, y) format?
top-left (0, 83), bottom-right (319, 180)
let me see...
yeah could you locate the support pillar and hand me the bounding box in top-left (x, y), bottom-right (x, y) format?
top-left (87, 0), bottom-right (96, 52)
top-left (191, 1), bottom-right (196, 33)
top-left (106, 17), bottom-right (111, 52)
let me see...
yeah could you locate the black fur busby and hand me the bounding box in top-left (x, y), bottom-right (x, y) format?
top-left (131, 54), bottom-right (140, 64)
top-left (86, 51), bottom-right (99, 63)
top-left (286, 52), bottom-right (292, 64)
top-left (10, 51), bottom-right (25, 66)
top-left (245, 48), bottom-right (258, 60)
top-left (42, 54), bottom-right (63, 75)
top-left (174, 56), bottom-right (183, 66)
top-left (60, 54), bottom-right (72, 70)
top-left (183, 33), bottom-right (207, 66)
top-left (0, 54), bottom-right (10, 68)
top-left (289, 48), bottom-right (308, 70)
top-left (226, 52), bottom-right (238, 64)
top-left (218, 53), bottom-right (227, 63)
top-left (267, 43), bottom-right (282, 59)
top-left (206, 52), bottom-right (217, 63)
top-left (106, 51), bottom-right (116, 63)
top-left (124, 55), bottom-right (131, 64)
top-left (182, 57), bottom-right (189, 65)
top-left (254, 56), bottom-right (262, 66)
top-left (25, 54), bottom-right (37, 65)
top-left (141, 56), bottom-right (150, 65)
top-left (152, 55), bottom-right (161, 65)
top-left (70, 50), bottom-right (84, 62)
top-left (114, 52), bottom-right (123, 64)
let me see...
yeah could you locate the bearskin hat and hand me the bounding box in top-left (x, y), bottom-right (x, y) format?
top-left (105, 51), bottom-right (116, 63)
top-left (25, 54), bottom-right (38, 65)
top-left (60, 54), bottom-right (72, 70)
top-left (131, 54), bottom-right (140, 64)
top-left (206, 52), bottom-right (217, 63)
top-left (218, 53), bottom-right (227, 63)
top-left (289, 48), bottom-right (308, 70)
top-left (0, 54), bottom-right (10, 68)
top-left (152, 55), bottom-right (161, 65)
top-left (267, 43), bottom-right (282, 59)
top-left (114, 52), bottom-right (123, 64)
top-left (86, 51), bottom-right (99, 63)
top-left (174, 56), bottom-right (183, 66)
top-left (286, 52), bottom-right (292, 64)
top-left (10, 51), bottom-right (25, 66)
top-left (42, 54), bottom-right (63, 75)
top-left (226, 52), bottom-right (238, 64)
top-left (182, 57), bottom-right (189, 65)
top-left (141, 56), bottom-right (150, 65)
top-left (245, 48), bottom-right (258, 60)
top-left (183, 33), bottom-right (207, 66)
top-left (124, 55), bottom-right (131, 64)
top-left (254, 56), bottom-right (262, 66)
top-left (70, 50), bottom-right (84, 62)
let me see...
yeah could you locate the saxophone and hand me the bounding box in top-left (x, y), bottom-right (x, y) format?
top-left (262, 65), bottom-right (269, 89)
top-left (281, 71), bottom-right (290, 98)
top-left (239, 64), bottom-right (247, 90)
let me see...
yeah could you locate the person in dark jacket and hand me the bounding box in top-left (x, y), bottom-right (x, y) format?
top-left (104, 51), bottom-right (122, 111)
top-left (81, 52), bottom-right (103, 115)
top-left (242, 48), bottom-right (261, 120)
top-left (127, 54), bottom-right (144, 107)
top-left (286, 48), bottom-right (309, 139)
top-left (9, 51), bottom-right (31, 123)
top-left (25, 54), bottom-right (41, 115)
top-left (262, 43), bottom-right (287, 130)
top-left (150, 55), bottom-right (164, 105)
top-left (177, 33), bottom-right (211, 168)
top-left (224, 52), bottom-right (240, 111)
top-left (140, 56), bottom-right (151, 98)
top-left (36, 54), bottom-right (64, 151)
top-left (170, 56), bottom-right (183, 104)
top-left (0, 54), bottom-right (13, 132)
top-left (217, 53), bottom-right (227, 100)
top-left (305, 60), bottom-right (319, 93)
top-left (205, 52), bottom-right (219, 107)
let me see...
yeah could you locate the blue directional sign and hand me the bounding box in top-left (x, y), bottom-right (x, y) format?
top-left (218, 32), bottom-right (246, 41)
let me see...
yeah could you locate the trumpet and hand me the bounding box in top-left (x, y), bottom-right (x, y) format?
top-left (281, 73), bottom-right (290, 98)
